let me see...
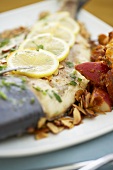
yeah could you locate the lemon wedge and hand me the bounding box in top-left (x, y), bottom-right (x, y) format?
top-left (19, 33), bottom-right (69, 62)
top-left (28, 22), bottom-right (75, 47)
top-left (7, 49), bottom-right (59, 78)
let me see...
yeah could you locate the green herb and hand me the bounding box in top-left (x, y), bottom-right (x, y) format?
top-left (1, 79), bottom-right (11, 89)
top-left (70, 73), bottom-right (76, 79)
top-left (15, 53), bottom-right (17, 56)
top-left (30, 98), bottom-right (35, 104)
top-left (0, 91), bottom-right (7, 100)
top-left (34, 86), bottom-right (42, 92)
top-left (10, 48), bottom-right (15, 52)
top-left (3, 55), bottom-right (8, 58)
top-left (1, 80), bottom-right (26, 90)
top-left (42, 90), bottom-right (47, 95)
top-left (0, 39), bottom-right (10, 48)
top-left (20, 84), bottom-right (26, 90)
top-left (78, 77), bottom-right (82, 82)
top-left (21, 77), bottom-right (26, 83)
top-left (69, 81), bottom-right (77, 86)
top-left (45, 89), bottom-right (53, 99)
top-left (73, 70), bottom-right (77, 74)
top-left (66, 62), bottom-right (74, 68)
top-left (34, 86), bottom-right (47, 95)
top-left (37, 44), bottom-right (44, 50)
top-left (52, 90), bottom-right (62, 103)
top-left (32, 41), bottom-right (44, 51)
top-left (0, 65), bottom-right (7, 71)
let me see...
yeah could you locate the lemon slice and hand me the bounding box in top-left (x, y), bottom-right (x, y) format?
top-left (19, 33), bottom-right (69, 62)
top-left (28, 22), bottom-right (75, 47)
top-left (7, 49), bottom-right (59, 78)
top-left (59, 17), bottom-right (80, 35)
top-left (34, 12), bottom-right (80, 35)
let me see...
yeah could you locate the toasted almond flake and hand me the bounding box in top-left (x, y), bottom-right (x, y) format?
top-left (60, 117), bottom-right (73, 121)
top-left (73, 108), bottom-right (82, 125)
top-left (39, 11), bottom-right (50, 20)
top-left (75, 89), bottom-right (84, 101)
top-left (44, 75), bottom-right (52, 81)
top-left (54, 119), bottom-right (62, 126)
top-left (73, 104), bottom-right (87, 115)
top-left (83, 92), bottom-right (91, 109)
top-left (59, 64), bottom-right (64, 69)
top-left (60, 119), bottom-right (73, 128)
top-left (53, 69), bottom-right (59, 76)
top-left (37, 117), bottom-right (47, 129)
top-left (47, 122), bottom-right (60, 134)
top-left (85, 109), bottom-right (95, 117)
top-left (79, 97), bottom-right (83, 108)
top-left (35, 131), bottom-right (48, 140)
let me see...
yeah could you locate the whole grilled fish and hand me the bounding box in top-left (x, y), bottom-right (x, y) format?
top-left (0, 0), bottom-right (90, 139)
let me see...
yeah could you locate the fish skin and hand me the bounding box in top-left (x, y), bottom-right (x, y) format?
top-left (0, 76), bottom-right (44, 140)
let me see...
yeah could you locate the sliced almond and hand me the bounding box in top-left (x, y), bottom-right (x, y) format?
top-left (75, 89), bottom-right (84, 101)
top-left (59, 64), bottom-right (64, 69)
top-left (60, 119), bottom-right (74, 128)
top-left (35, 131), bottom-right (48, 140)
top-left (37, 117), bottom-right (47, 129)
top-left (85, 109), bottom-right (95, 117)
top-left (47, 122), bottom-right (60, 134)
top-left (53, 69), bottom-right (59, 76)
top-left (73, 104), bottom-right (87, 115)
top-left (83, 92), bottom-right (91, 109)
top-left (73, 108), bottom-right (82, 125)
top-left (54, 119), bottom-right (62, 126)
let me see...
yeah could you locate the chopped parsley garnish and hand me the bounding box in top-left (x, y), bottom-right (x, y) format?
top-left (34, 87), bottom-right (62, 102)
top-left (52, 90), bottom-right (62, 103)
top-left (69, 81), bottom-right (77, 86)
top-left (66, 62), bottom-right (74, 68)
top-left (0, 91), bottom-right (7, 100)
top-left (0, 65), bottom-right (7, 71)
top-left (34, 86), bottom-right (42, 92)
top-left (30, 98), bottom-right (35, 104)
top-left (70, 73), bottom-right (76, 79)
top-left (10, 48), bottom-right (16, 52)
top-left (21, 77), bottom-right (26, 83)
top-left (0, 39), bottom-right (10, 48)
top-left (34, 86), bottom-right (47, 95)
top-left (37, 44), bottom-right (44, 50)
top-left (78, 77), bottom-right (82, 82)
top-left (32, 41), bottom-right (44, 51)
top-left (1, 79), bottom-right (26, 90)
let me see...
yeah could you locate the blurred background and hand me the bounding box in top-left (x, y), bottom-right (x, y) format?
top-left (0, 0), bottom-right (113, 26)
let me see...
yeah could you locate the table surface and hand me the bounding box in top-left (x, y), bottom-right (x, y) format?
top-left (0, 0), bottom-right (113, 26)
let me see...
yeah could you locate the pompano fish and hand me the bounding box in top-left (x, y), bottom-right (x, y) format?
top-left (0, 0), bottom-right (90, 139)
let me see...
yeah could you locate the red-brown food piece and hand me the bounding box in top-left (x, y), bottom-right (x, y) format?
top-left (106, 69), bottom-right (113, 101)
top-left (90, 87), bottom-right (112, 112)
top-left (75, 62), bottom-right (109, 86)
top-left (91, 45), bottom-right (106, 62)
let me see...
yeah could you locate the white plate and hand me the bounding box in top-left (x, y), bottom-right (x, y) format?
top-left (0, 0), bottom-right (113, 157)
